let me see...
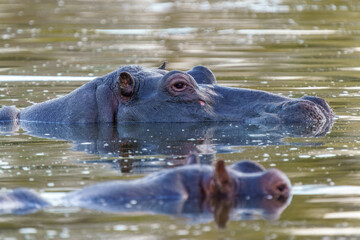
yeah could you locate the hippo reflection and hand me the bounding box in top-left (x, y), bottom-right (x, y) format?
top-left (0, 155), bottom-right (291, 228)
top-left (1, 121), bottom-right (328, 173)
top-left (0, 63), bottom-right (333, 127)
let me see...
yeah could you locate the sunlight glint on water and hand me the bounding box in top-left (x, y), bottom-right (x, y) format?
top-left (1, 0), bottom-right (360, 239)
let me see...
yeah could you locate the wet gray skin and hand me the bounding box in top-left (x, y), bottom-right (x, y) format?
top-left (0, 63), bottom-right (334, 127)
top-left (0, 157), bottom-right (291, 229)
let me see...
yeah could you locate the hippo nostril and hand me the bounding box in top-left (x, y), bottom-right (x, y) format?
top-left (261, 169), bottom-right (291, 199)
top-left (276, 183), bottom-right (287, 192)
top-left (272, 182), bottom-right (290, 203)
top-left (276, 194), bottom-right (288, 203)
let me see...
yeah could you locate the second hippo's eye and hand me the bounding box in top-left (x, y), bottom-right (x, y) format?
top-left (171, 81), bottom-right (187, 92)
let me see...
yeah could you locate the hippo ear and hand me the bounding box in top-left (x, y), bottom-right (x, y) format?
top-left (118, 72), bottom-right (135, 102)
top-left (158, 61), bottom-right (167, 70)
top-left (186, 153), bottom-right (200, 165)
top-left (210, 160), bottom-right (233, 196)
top-left (230, 160), bottom-right (265, 173)
top-left (187, 66), bottom-right (217, 85)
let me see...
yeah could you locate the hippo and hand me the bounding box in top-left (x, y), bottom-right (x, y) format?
top-left (0, 155), bottom-right (291, 228)
top-left (0, 63), bottom-right (333, 127)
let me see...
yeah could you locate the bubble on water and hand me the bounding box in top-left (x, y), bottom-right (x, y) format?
top-left (315, 154), bottom-right (336, 158)
top-left (169, 225), bottom-right (177, 230)
top-left (129, 225), bottom-right (138, 231)
top-left (176, 229), bottom-right (189, 236)
top-left (113, 225), bottom-right (127, 231)
top-left (151, 223), bottom-right (160, 229)
top-left (2, 34), bottom-right (12, 40)
top-left (46, 230), bottom-right (57, 238)
top-left (58, 0), bottom-right (64, 7)
top-left (19, 228), bottom-right (37, 234)
top-left (202, 226), bottom-right (211, 232)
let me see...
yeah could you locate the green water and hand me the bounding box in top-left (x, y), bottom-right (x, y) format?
top-left (1, 0), bottom-right (360, 239)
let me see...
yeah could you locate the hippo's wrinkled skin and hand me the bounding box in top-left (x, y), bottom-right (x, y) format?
top-left (0, 156), bottom-right (291, 227)
top-left (0, 63), bottom-right (333, 126)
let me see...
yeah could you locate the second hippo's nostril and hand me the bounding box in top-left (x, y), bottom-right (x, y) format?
top-left (260, 169), bottom-right (291, 199)
top-left (274, 183), bottom-right (290, 202)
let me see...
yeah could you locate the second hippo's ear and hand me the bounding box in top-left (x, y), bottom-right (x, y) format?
top-left (210, 160), bottom-right (233, 196)
top-left (118, 72), bottom-right (135, 102)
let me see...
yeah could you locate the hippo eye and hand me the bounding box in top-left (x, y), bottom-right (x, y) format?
top-left (164, 73), bottom-right (196, 96)
top-left (171, 81), bottom-right (187, 92)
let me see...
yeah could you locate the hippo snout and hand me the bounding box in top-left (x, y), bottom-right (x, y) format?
top-left (279, 99), bottom-right (333, 125)
top-left (260, 169), bottom-right (291, 201)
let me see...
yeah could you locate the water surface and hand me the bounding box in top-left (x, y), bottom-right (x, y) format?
top-left (1, 0), bottom-right (360, 239)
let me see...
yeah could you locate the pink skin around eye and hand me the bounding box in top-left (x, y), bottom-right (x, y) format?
top-left (198, 100), bottom-right (206, 106)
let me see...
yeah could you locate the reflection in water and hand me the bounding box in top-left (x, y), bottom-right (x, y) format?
top-left (0, 188), bottom-right (291, 229)
top-left (2, 0), bottom-right (359, 237)
top-left (71, 195), bottom-right (291, 228)
top-left (0, 121), bottom-right (331, 173)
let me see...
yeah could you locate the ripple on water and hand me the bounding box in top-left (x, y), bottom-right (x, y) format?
top-left (293, 185), bottom-right (360, 195)
top-left (0, 75), bottom-right (94, 82)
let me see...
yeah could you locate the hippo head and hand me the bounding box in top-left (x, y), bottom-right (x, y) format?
top-left (202, 160), bottom-right (291, 201)
top-left (201, 160), bottom-right (291, 228)
top-left (112, 63), bottom-right (334, 127)
top-left (114, 63), bottom-right (219, 122)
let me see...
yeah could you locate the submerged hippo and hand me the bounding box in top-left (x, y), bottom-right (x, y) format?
top-left (0, 63), bottom-right (333, 126)
top-left (0, 155), bottom-right (291, 227)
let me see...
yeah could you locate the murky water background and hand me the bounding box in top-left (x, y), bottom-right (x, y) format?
top-left (1, 0), bottom-right (360, 239)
